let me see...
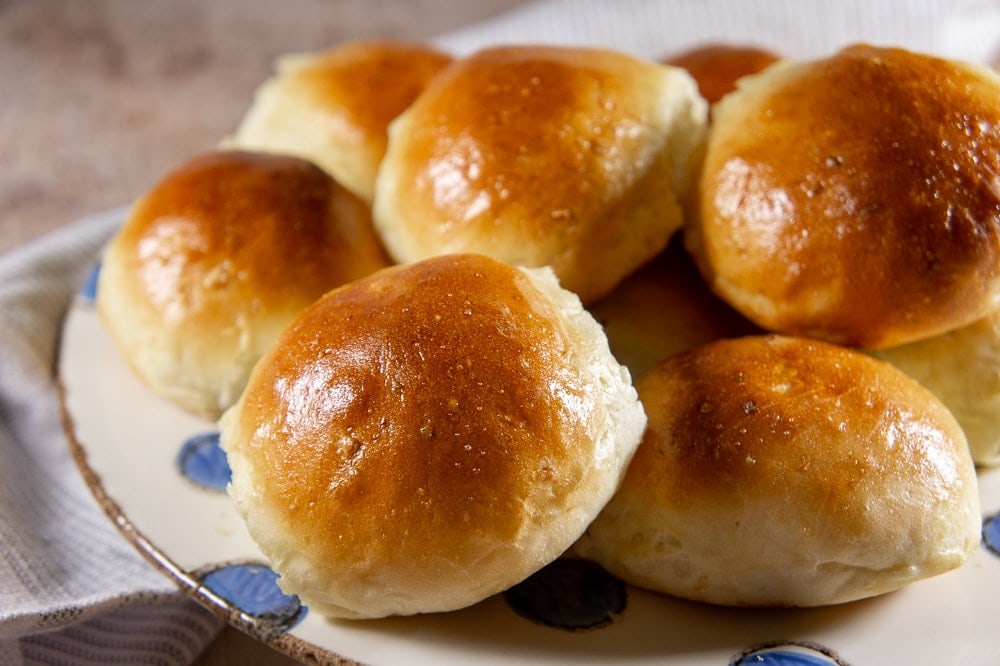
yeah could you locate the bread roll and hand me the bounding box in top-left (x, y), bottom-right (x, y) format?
top-left (230, 40), bottom-right (453, 202)
top-left (663, 43), bottom-right (780, 104)
top-left (874, 308), bottom-right (1000, 466)
top-left (97, 150), bottom-right (390, 417)
top-left (588, 235), bottom-right (759, 380)
top-left (219, 253), bottom-right (646, 619)
top-left (688, 44), bottom-right (1000, 349)
top-left (373, 44), bottom-right (707, 304)
top-left (575, 335), bottom-right (981, 607)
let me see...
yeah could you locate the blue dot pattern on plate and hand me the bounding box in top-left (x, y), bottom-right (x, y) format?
top-left (79, 262), bottom-right (100, 305)
top-left (503, 558), bottom-right (626, 631)
top-left (200, 563), bottom-right (306, 633)
top-left (176, 431), bottom-right (231, 491)
top-left (730, 642), bottom-right (846, 666)
top-left (983, 512), bottom-right (1000, 556)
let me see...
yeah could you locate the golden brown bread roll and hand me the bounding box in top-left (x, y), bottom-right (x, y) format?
top-left (97, 150), bottom-right (390, 417)
top-left (662, 43), bottom-right (781, 104)
top-left (575, 335), bottom-right (981, 607)
top-left (588, 235), bottom-right (760, 380)
top-left (687, 44), bottom-right (1000, 349)
top-left (874, 307), bottom-right (1000, 466)
top-left (373, 44), bottom-right (708, 304)
top-left (219, 253), bottom-right (646, 619)
top-left (229, 40), bottom-right (453, 202)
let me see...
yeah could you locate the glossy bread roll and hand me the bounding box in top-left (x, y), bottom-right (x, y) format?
top-left (576, 335), bottom-right (981, 607)
top-left (688, 44), bottom-right (1000, 349)
top-left (97, 150), bottom-right (390, 417)
top-left (230, 40), bottom-right (453, 202)
top-left (219, 253), bottom-right (646, 619)
top-left (874, 308), bottom-right (1000, 466)
top-left (663, 43), bottom-right (780, 104)
top-left (373, 44), bottom-right (707, 304)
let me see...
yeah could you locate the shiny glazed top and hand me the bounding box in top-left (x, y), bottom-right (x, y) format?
top-left (631, 335), bottom-right (974, 539)
top-left (396, 45), bottom-right (661, 228)
top-left (115, 150), bottom-right (388, 329)
top-left (694, 44), bottom-right (1000, 348)
top-left (233, 254), bottom-right (596, 570)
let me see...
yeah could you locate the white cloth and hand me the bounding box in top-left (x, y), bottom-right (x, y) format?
top-left (0, 210), bottom-right (224, 664)
top-left (435, 0), bottom-right (1000, 62)
top-left (2, 1), bottom-right (998, 664)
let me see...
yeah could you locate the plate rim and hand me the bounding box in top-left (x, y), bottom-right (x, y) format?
top-left (55, 315), bottom-right (358, 666)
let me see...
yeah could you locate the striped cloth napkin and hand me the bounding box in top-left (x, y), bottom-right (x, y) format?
top-left (2, 0), bottom-right (997, 663)
top-left (0, 210), bottom-right (223, 664)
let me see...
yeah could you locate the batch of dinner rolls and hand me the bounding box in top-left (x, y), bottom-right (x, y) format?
top-left (95, 37), bottom-right (1000, 619)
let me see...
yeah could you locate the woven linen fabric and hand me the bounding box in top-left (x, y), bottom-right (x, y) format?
top-left (2, 1), bottom-right (999, 664)
top-left (435, 0), bottom-right (1000, 61)
top-left (0, 209), bottom-right (225, 664)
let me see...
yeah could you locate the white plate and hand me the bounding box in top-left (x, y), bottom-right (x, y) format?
top-left (59, 229), bottom-right (1000, 666)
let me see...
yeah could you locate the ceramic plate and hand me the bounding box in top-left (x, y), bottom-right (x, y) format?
top-left (59, 215), bottom-right (1000, 665)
